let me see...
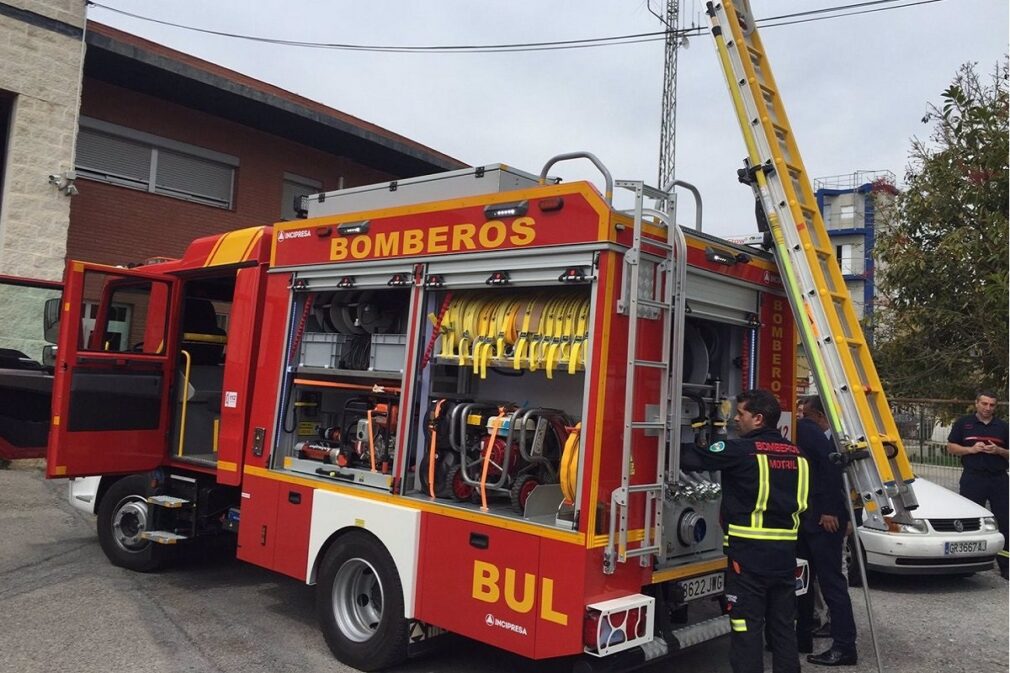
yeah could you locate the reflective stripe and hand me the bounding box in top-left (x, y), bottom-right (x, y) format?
top-left (793, 455), bottom-right (810, 529)
top-left (727, 524), bottom-right (798, 541)
top-left (730, 618), bottom-right (748, 632)
top-left (751, 454), bottom-right (770, 528)
top-left (998, 550), bottom-right (1009, 558)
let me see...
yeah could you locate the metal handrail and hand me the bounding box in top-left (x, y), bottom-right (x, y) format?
top-left (538, 151), bottom-right (614, 204)
top-left (176, 349), bottom-right (191, 457)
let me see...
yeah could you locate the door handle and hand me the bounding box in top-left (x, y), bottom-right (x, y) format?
top-left (469, 532), bottom-right (489, 550)
top-left (288, 491), bottom-right (301, 505)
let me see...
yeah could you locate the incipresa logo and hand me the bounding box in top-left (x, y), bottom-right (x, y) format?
top-left (484, 613), bottom-right (528, 636)
top-left (278, 229), bottom-right (311, 242)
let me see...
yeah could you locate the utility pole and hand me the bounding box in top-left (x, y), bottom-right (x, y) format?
top-left (652, 0), bottom-right (681, 190)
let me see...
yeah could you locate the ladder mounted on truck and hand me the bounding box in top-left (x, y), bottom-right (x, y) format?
top-left (605, 179), bottom-right (688, 574)
top-left (706, 0), bottom-right (917, 530)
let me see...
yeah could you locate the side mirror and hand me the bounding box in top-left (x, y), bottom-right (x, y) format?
top-left (43, 297), bottom-right (61, 343)
top-left (42, 344), bottom-right (57, 370)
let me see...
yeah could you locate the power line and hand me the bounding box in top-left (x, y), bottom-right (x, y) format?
top-left (88, 0), bottom-right (948, 54)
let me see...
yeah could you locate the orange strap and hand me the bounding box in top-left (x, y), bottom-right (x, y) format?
top-left (367, 409), bottom-right (377, 472)
top-left (428, 399), bottom-right (446, 498)
top-left (480, 408), bottom-right (508, 512)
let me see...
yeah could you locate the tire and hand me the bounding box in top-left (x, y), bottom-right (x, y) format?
top-left (96, 475), bottom-right (170, 572)
top-left (844, 534), bottom-right (866, 588)
top-left (510, 473), bottom-right (540, 514)
top-left (316, 532), bottom-right (407, 671)
top-left (446, 464), bottom-right (474, 502)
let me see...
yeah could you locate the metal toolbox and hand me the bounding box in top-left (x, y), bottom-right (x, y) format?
top-left (369, 333), bottom-right (407, 373)
top-left (300, 332), bottom-right (347, 369)
top-left (305, 165), bottom-right (544, 218)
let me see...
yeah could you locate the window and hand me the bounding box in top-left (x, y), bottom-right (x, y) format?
top-left (80, 270), bottom-right (170, 354)
top-left (281, 173), bottom-right (323, 220)
top-left (75, 117), bottom-right (237, 209)
top-left (839, 204), bottom-right (855, 221)
top-left (836, 244), bottom-right (854, 275)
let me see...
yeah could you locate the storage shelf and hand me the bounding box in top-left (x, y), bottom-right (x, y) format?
top-left (296, 366), bottom-right (403, 381)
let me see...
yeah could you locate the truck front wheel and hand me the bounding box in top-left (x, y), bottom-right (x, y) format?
top-left (96, 475), bottom-right (169, 572)
top-left (317, 531), bottom-right (407, 671)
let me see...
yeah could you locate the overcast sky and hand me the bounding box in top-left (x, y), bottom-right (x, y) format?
top-left (88, 0), bottom-right (1008, 237)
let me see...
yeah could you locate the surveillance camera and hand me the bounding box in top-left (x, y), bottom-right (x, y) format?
top-left (66, 184), bottom-right (79, 196)
top-left (49, 174), bottom-right (60, 184)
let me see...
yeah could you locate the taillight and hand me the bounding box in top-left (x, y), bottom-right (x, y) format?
top-left (583, 606), bottom-right (645, 650)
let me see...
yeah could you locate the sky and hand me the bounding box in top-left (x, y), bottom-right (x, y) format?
top-left (86, 0), bottom-right (1009, 238)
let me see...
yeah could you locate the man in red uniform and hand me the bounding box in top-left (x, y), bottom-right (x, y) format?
top-left (683, 389), bottom-right (809, 673)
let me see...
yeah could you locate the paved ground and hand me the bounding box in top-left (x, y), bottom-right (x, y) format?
top-left (1, 461), bottom-right (1006, 673)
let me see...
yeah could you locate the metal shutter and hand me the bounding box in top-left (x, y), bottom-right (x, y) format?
top-left (155, 149), bottom-right (233, 208)
top-left (75, 128), bottom-right (151, 187)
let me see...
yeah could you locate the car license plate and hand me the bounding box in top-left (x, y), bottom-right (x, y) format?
top-left (944, 540), bottom-right (987, 555)
top-left (677, 571), bottom-right (725, 601)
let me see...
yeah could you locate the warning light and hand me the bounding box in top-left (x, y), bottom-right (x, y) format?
top-left (483, 200), bottom-right (528, 219)
top-left (486, 271), bottom-right (510, 286)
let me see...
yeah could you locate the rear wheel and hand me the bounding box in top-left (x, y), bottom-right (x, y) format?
top-left (844, 534), bottom-right (866, 588)
top-left (97, 475), bottom-right (170, 572)
top-left (317, 532), bottom-right (407, 671)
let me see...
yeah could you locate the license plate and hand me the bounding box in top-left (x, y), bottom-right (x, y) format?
top-left (677, 571), bottom-right (725, 601)
top-left (944, 540), bottom-right (987, 555)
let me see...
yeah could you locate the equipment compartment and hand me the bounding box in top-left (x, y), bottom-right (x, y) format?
top-left (274, 285), bottom-right (412, 489)
top-left (405, 283), bottom-right (593, 530)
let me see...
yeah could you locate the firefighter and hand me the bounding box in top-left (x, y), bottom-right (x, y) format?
top-left (946, 391), bottom-right (1009, 579)
top-left (682, 389), bottom-right (809, 673)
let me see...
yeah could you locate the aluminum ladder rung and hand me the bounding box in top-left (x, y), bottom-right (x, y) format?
top-left (627, 482), bottom-right (664, 494)
top-left (631, 421), bottom-right (666, 430)
top-left (623, 543), bottom-right (662, 559)
top-left (633, 359), bottom-right (668, 370)
top-left (637, 298), bottom-right (670, 310)
top-left (642, 240), bottom-right (675, 253)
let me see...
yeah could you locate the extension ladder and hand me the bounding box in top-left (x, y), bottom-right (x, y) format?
top-left (706, 0), bottom-right (917, 530)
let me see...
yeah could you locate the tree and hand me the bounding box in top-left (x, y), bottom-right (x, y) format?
top-left (872, 60), bottom-right (1008, 400)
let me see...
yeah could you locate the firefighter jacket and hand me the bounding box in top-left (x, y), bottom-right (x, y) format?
top-left (683, 427), bottom-right (809, 576)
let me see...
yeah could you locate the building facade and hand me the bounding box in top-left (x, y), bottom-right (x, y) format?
top-left (813, 170), bottom-right (897, 338)
top-left (0, 13), bottom-right (464, 361)
top-left (0, 0), bottom-right (87, 281)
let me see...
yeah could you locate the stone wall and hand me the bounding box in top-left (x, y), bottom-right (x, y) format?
top-left (0, 1), bottom-right (87, 281)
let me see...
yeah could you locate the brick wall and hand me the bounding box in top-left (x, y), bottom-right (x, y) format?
top-left (0, 1), bottom-right (86, 281)
top-left (69, 78), bottom-right (396, 266)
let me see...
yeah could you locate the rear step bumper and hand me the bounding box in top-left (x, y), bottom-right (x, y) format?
top-left (573, 615), bottom-right (729, 673)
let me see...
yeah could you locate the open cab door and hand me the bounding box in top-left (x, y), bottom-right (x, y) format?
top-left (47, 262), bottom-right (179, 478)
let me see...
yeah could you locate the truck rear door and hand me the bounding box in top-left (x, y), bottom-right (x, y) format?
top-left (47, 262), bottom-right (178, 478)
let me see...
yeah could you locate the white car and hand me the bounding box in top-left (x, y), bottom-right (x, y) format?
top-left (848, 477), bottom-right (1004, 581)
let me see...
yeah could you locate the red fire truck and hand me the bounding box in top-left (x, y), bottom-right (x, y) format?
top-left (47, 156), bottom-right (798, 669)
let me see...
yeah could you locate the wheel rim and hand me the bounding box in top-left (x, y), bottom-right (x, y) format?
top-left (451, 469), bottom-right (472, 500)
top-left (332, 557), bottom-right (384, 643)
top-left (519, 478), bottom-right (539, 508)
top-left (112, 496), bottom-right (150, 552)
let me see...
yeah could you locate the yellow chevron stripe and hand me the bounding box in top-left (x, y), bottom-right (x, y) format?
top-left (205, 227), bottom-right (264, 266)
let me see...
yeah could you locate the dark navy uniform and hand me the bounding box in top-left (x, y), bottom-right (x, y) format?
top-left (684, 427), bottom-right (809, 673)
top-left (794, 417), bottom-right (856, 654)
top-left (947, 413), bottom-right (1009, 575)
